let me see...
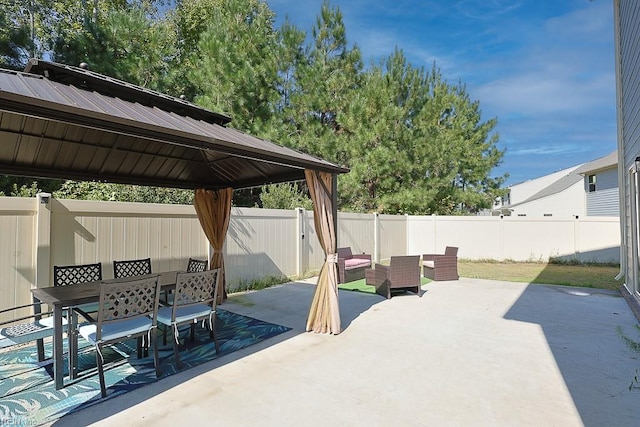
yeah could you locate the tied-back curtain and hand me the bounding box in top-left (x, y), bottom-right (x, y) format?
top-left (305, 170), bottom-right (341, 334)
top-left (194, 188), bottom-right (233, 303)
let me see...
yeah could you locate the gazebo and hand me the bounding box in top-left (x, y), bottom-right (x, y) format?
top-left (0, 59), bottom-right (347, 334)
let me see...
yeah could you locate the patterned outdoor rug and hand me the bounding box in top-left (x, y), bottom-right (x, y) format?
top-left (0, 309), bottom-right (291, 426)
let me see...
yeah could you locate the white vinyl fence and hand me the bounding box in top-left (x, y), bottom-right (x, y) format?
top-left (0, 195), bottom-right (620, 320)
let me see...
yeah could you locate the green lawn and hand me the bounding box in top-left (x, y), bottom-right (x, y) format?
top-left (458, 261), bottom-right (622, 291)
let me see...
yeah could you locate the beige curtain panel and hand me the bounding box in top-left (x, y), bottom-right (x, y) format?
top-left (194, 187), bottom-right (233, 303)
top-left (305, 170), bottom-right (341, 334)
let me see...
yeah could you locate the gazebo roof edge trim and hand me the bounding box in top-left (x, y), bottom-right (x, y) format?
top-left (0, 94), bottom-right (347, 175)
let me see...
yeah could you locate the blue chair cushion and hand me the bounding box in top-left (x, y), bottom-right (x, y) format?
top-left (156, 304), bottom-right (212, 326)
top-left (79, 317), bottom-right (153, 344)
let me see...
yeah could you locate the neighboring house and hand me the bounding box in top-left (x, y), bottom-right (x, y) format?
top-left (502, 164), bottom-right (583, 207)
top-left (614, 0), bottom-right (640, 314)
top-left (574, 150), bottom-right (619, 216)
top-left (494, 163), bottom-right (585, 217)
top-left (504, 166), bottom-right (584, 217)
top-left (492, 150), bottom-right (620, 218)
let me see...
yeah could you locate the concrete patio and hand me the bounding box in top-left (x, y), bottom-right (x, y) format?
top-left (54, 277), bottom-right (639, 427)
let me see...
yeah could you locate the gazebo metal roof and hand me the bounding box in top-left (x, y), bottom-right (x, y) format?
top-left (0, 59), bottom-right (347, 190)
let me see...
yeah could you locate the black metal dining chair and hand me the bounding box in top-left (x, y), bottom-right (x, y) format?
top-left (0, 301), bottom-right (61, 361)
top-left (158, 258), bottom-right (208, 345)
top-left (78, 275), bottom-right (162, 398)
top-left (155, 269), bottom-right (220, 369)
top-left (53, 262), bottom-right (103, 320)
top-left (113, 257), bottom-right (159, 315)
top-left (113, 258), bottom-right (152, 278)
top-left (54, 262), bottom-right (103, 287)
top-left (53, 262), bottom-right (103, 376)
top-left (186, 258), bottom-right (208, 272)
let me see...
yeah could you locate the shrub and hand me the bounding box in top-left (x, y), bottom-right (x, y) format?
top-left (228, 275), bottom-right (290, 293)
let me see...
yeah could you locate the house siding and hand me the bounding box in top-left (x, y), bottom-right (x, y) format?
top-left (616, 0), bottom-right (640, 302)
top-left (585, 168), bottom-right (619, 216)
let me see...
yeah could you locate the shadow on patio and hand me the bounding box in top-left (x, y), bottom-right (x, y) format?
top-left (503, 282), bottom-right (639, 427)
top-left (49, 279), bottom-right (382, 426)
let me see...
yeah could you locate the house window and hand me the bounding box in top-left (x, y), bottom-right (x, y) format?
top-left (502, 191), bottom-right (511, 206)
top-left (588, 174), bottom-right (596, 192)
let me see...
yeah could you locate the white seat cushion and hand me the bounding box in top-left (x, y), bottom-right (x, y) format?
top-left (79, 317), bottom-right (152, 344)
top-left (423, 260), bottom-right (435, 269)
top-left (156, 304), bottom-right (213, 326)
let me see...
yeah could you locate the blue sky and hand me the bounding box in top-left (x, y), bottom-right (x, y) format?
top-left (265, 0), bottom-right (617, 186)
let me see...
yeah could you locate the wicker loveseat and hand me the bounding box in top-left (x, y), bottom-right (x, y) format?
top-left (422, 246), bottom-right (459, 281)
top-left (337, 247), bottom-right (372, 283)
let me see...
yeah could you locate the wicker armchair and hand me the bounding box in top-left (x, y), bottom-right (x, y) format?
top-left (422, 246), bottom-right (459, 281)
top-left (365, 255), bottom-right (421, 299)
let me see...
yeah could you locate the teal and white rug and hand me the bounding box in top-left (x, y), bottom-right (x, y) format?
top-left (0, 309), bottom-right (291, 426)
